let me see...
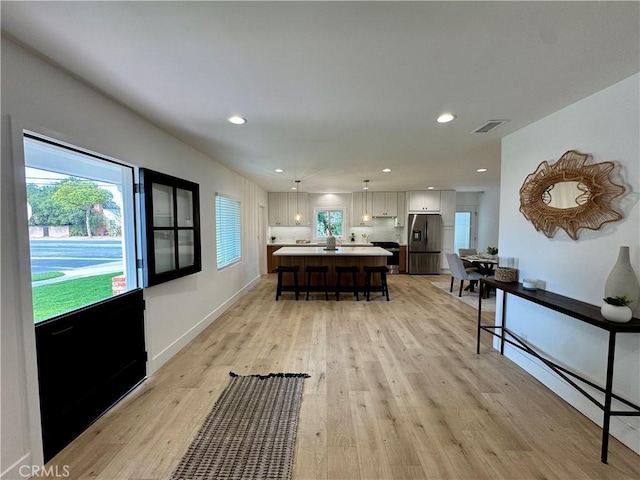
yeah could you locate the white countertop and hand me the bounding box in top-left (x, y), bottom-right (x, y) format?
top-left (273, 246), bottom-right (391, 256)
top-left (270, 242), bottom-right (373, 247)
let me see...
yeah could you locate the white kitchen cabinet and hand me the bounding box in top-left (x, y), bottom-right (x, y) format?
top-left (269, 191), bottom-right (309, 226)
top-left (287, 191), bottom-right (308, 226)
top-left (408, 190), bottom-right (441, 212)
top-left (268, 192), bottom-right (289, 226)
top-left (372, 192), bottom-right (398, 218)
top-left (440, 190), bottom-right (456, 227)
top-left (352, 192), bottom-right (373, 226)
top-left (395, 192), bottom-right (406, 227)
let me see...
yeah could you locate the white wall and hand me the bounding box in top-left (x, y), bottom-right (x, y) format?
top-left (1, 39), bottom-right (267, 477)
top-left (477, 189), bottom-right (500, 252)
top-left (499, 73), bottom-right (640, 453)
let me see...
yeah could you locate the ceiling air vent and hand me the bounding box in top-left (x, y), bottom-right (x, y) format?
top-left (472, 119), bottom-right (509, 133)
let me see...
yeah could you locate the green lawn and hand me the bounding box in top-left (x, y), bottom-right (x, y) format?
top-left (32, 271), bottom-right (65, 282)
top-left (32, 272), bottom-right (123, 322)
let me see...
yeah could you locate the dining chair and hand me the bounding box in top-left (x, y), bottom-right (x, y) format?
top-left (458, 248), bottom-right (478, 270)
top-left (445, 252), bottom-right (485, 297)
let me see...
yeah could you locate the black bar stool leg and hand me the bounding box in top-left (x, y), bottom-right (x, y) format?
top-left (382, 271), bottom-right (389, 301)
top-left (352, 271), bottom-right (359, 301)
top-left (324, 271), bottom-right (329, 300)
top-left (276, 270), bottom-right (282, 301)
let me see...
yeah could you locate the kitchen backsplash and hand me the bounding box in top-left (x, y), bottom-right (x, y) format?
top-left (270, 217), bottom-right (406, 243)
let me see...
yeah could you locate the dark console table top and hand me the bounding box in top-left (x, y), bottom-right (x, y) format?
top-left (482, 278), bottom-right (640, 333)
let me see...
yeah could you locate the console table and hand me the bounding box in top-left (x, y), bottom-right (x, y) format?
top-left (477, 277), bottom-right (640, 464)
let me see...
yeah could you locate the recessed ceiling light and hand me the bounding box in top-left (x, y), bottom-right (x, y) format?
top-left (382, 168), bottom-right (391, 173)
top-left (477, 168), bottom-right (488, 172)
top-left (274, 168), bottom-right (284, 173)
top-left (437, 113), bottom-right (456, 123)
top-left (228, 115), bottom-right (247, 125)
top-left (291, 186), bottom-right (297, 190)
top-left (427, 186), bottom-right (435, 190)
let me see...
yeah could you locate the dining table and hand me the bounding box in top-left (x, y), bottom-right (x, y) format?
top-left (460, 254), bottom-right (498, 273)
top-left (460, 255), bottom-right (498, 295)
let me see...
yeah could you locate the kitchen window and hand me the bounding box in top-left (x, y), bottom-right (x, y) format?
top-left (314, 208), bottom-right (344, 238)
top-left (216, 194), bottom-right (241, 269)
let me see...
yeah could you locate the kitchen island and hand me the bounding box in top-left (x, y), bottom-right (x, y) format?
top-left (273, 246), bottom-right (391, 286)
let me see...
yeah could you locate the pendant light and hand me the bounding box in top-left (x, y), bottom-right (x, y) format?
top-left (294, 180), bottom-right (301, 223)
top-left (362, 180), bottom-right (370, 222)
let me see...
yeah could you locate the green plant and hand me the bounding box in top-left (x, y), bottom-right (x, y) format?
top-left (603, 295), bottom-right (631, 307)
top-left (486, 246), bottom-right (498, 255)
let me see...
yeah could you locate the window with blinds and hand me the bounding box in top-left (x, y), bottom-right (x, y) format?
top-left (216, 194), bottom-right (241, 268)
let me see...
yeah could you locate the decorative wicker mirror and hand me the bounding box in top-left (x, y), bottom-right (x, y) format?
top-left (519, 150), bottom-right (626, 240)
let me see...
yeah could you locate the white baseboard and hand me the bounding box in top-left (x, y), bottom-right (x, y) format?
top-left (149, 275), bottom-right (261, 374)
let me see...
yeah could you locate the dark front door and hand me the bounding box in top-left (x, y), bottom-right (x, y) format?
top-left (35, 289), bottom-right (146, 461)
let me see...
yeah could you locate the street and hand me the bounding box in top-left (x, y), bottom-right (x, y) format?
top-left (30, 238), bottom-right (123, 274)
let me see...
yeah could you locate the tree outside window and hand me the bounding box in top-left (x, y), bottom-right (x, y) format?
top-left (316, 209), bottom-right (343, 237)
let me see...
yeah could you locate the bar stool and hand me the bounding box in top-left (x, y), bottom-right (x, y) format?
top-left (306, 265), bottom-right (329, 300)
top-left (335, 266), bottom-right (359, 301)
top-left (275, 265), bottom-right (300, 301)
top-left (363, 266), bottom-right (389, 301)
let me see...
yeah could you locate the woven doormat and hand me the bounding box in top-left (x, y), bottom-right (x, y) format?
top-left (171, 372), bottom-right (309, 480)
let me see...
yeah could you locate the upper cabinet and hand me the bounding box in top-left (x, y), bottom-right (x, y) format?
top-left (408, 190), bottom-right (441, 212)
top-left (372, 192), bottom-right (399, 218)
top-left (395, 192), bottom-right (406, 227)
top-left (268, 192), bottom-right (288, 226)
top-left (268, 191), bottom-right (308, 226)
top-left (352, 191), bottom-right (374, 226)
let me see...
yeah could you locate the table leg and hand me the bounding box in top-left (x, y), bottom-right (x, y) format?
top-left (476, 280), bottom-right (483, 354)
top-left (601, 331), bottom-right (617, 464)
top-left (500, 292), bottom-right (507, 355)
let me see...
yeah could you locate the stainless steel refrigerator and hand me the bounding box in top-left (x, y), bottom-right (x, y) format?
top-left (408, 214), bottom-right (442, 274)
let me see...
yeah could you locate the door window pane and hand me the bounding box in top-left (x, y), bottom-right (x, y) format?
top-left (454, 211), bottom-right (472, 253)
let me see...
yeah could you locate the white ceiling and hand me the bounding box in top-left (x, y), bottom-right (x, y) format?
top-left (2, 2), bottom-right (638, 193)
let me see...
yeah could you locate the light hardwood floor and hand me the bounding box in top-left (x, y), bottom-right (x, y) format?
top-left (42, 274), bottom-right (639, 479)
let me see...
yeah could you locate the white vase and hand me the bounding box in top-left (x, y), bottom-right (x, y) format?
top-left (604, 246), bottom-right (640, 312)
top-left (600, 303), bottom-right (633, 323)
top-left (326, 235), bottom-right (336, 250)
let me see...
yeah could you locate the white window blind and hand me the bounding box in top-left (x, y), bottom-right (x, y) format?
top-left (216, 194), bottom-right (241, 268)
